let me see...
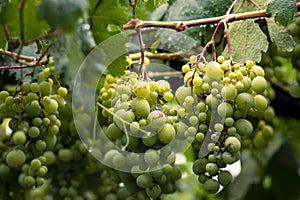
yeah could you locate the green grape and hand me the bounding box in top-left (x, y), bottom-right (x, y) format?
top-left (31, 82), bottom-right (40, 93)
top-left (5, 96), bottom-right (14, 106)
top-left (47, 124), bottom-right (59, 135)
top-left (262, 124), bottom-right (274, 139)
top-left (203, 179), bottom-right (220, 194)
top-left (6, 149), bottom-right (26, 168)
top-left (225, 136), bottom-right (241, 153)
top-left (193, 158), bottom-right (208, 175)
top-left (251, 76), bottom-right (267, 93)
top-left (205, 61), bottom-right (221, 80)
top-left (43, 151), bottom-right (56, 165)
top-left (221, 151), bottom-right (236, 164)
top-left (225, 117), bottom-right (234, 126)
top-left (175, 86), bottom-right (191, 105)
top-left (198, 174), bottom-right (208, 184)
top-left (0, 91), bottom-right (9, 100)
top-left (253, 131), bottom-right (267, 148)
top-left (44, 99), bottom-right (59, 113)
top-left (131, 97), bottom-right (150, 118)
top-left (58, 148), bottom-right (73, 162)
top-left (189, 115), bottom-right (199, 125)
top-left (24, 175), bottom-right (35, 188)
top-left (40, 81), bottom-right (52, 96)
top-left (146, 183), bottom-right (161, 199)
top-left (163, 91), bottom-right (174, 102)
top-left (158, 123), bottom-right (176, 143)
top-left (36, 177), bottom-right (45, 186)
top-left (35, 140), bottom-right (47, 151)
top-left (147, 110), bottom-right (166, 130)
top-left (218, 170), bottom-right (232, 186)
top-left (252, 65), bottom-right (265, 77)
top-left (134, 81), bottom-right (150, 98)
top-left (235, 93), bottom-right (255, 110)
top-left (221, 84), bottom-right (237, 100)
top-left (106, 123), bottom-right (123, 140)
top-left (112, 153), bottom-right (126, 167)
top-left (58, 87), bottom-right (68, 97)
top-left (182, 64), bottom-right (190, 73)
top-left (33, 117), bottom-right (43, 126)
top-left (198, 112), bottom-right (207, 122)
top-left (12, 131), bottom-right (27, 145)
top-left (205, 163), bottom-right (218, 176)
top-left (144, 149), bottom-right (160, 166)
top-left (37, 166), bottom-right (48, 177)
top-left (44, 134), bottom-right (57, 150)
top-left (28, 126), bottom-right (40, 138)
top-left (289, 84), bottom-right (300, 98)
top-left (136, 173), bottom-right (152, 188)
top-left (234, 119), bottom-right (253, 136)
top-left (217, 102), bottom-right (233, 117)
top-left (193, 76), bottom-right (203, 87)
top-left (31, 159), bottom-right (42, 170)
top-left (0, 164), bottom-right (10, 177)
top-left (254, 94), bottom-right (268, 111)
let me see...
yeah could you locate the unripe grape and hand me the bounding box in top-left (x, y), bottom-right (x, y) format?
top-left (144, 149), bottom-right (160, 166)
top-left (225, 136), bottom-right (241, 153)
top-left (262, 124), bottom-right (274, 139)
top-left (203, 179), bottom-right (220, 194)
top-left (58, 148), bottom-right (73, 162)
top-left (193, 158), bottom-right (208, 175)
top-left (6, 149), bottom-right (26, 168)
top-left (31, 159), bottom-right (42, 170)
top-left (205, 163), bottom-right (218, 176)
top-left (251, 76), bottom-right (267, 93)
top-left (218, 170), bottom-right (232, 186)
top-left (131, 98), bottom-right (150, 118)
top-left (163, 91), bottom-right (174, 102)
top-left (175, 86), bottom-right (191, 105)
top-left (221, 151), bottom-right (236, 164)
top-left (39, 81), bottom-right (52, 96)
top-left (234, 119), bottom-right (253, 136)
top-left (58, 87), bottom-right (68, 97)
top-left (13, 131), bottom-right (27, 145)
top-left (158, 123), bottom-right (176, 143)
top-left (182, 64), bottom-right (190, 73)
top-left (254, 94), bottom-right (268, 111)
top-left (28, 126), bottom-right (40, 138)
top-left (236, 93), bottom-right (255, 110)
top-left (221, 84), bottom-right (237, 100)
top-left (205, 61), bottom-right (221, 80)
top-left (147, 110), bottom-right (166, 130)
top-left (146, 183), bottom-right (161, 199)
top-left (217, 102), bottom-right (233, 117)
top-left (24, 175), bottom-right (35, 188)
top-left (136, 173), bottom-right (152, 188)
top-left (44, 151), bottom-right (56, 165)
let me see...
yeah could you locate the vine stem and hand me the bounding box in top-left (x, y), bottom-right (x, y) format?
top-left (129, 51), bottom-right (189, 60)
top-left (124, 9), bottom-right (271, 31)
top-left (136, 26), bottom-right (148, 80)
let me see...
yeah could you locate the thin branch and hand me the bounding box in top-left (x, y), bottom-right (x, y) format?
top-left (136, 26), bottom-right (148, 80)
top-left (123, 9), bottom-right (273, 31)
top-left (25, 30), bottom-right (63, 45)
top-left (0, 65), bottom-right (34, 70)
top-left (0, 48), bottom-right (35, 62)
top-left (129, 51), bottom-right (189, 60)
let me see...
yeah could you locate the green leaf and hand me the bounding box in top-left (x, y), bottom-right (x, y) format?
top-left (89, 0), bottom-right (128, 43)
top-left (143, 0), bottom-right (169, 11)
top-left (38, 0), bottom-right (89, 32)
top-left (160, 0), bottom-right (232, 51)
top-left (222, 19), bottom-right (269, 63)
top-left (266, 18), bottom-right (296, 53)
top-left (266, 0), bottom-right (297, 24)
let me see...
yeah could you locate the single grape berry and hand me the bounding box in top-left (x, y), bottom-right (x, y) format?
top-left (203, 179), bottom-right (220, 194)
top-left (218, 170), bottom-right (233, 186)
top-left (6, 149), bottom-right (26, 168)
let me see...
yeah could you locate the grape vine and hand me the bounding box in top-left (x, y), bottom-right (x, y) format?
top-left (0, 0), bottom-right (300, 200)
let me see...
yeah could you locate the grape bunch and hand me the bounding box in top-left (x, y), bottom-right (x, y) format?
top-left (0, 67), bottom-right (68, 194)
top-left (180, 56), bottom-right (276, 193)
top-left (97, 68), bottom-right (205, 199)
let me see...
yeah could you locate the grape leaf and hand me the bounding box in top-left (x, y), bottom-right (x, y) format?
top-left (89, 0), bottom-right (128, 43)
top-left (222, 19), bottom-right (269, 63)
top-left (143, 0), bottom-right (169, 11)
top-left (266, 0), bottom-right (297, 24)
top-left (38, 0), bottom-right (89, 32)
top-left (267, 18), bottom-right (296, 53)
top-left (160, 0), bottom-right (232, 51)
top-left (0, 0), bottom-right (49, 47)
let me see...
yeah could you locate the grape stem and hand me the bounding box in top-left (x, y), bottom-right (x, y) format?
top-left (129, 51), bottom-right (190, 61)
top-left (136, 26), bottom-right (149, 80)
top-left (123, 9), bottom-right (271, 31)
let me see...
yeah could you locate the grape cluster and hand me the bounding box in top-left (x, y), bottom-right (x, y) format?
top-left (0, 67), bottom-right (68, 192)
top-left (98, 70), bottom-right (193, 199)
top-left (180, 56), bottom-right (275, 193)
top-left (288, 15), bottom-right (300, 98)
